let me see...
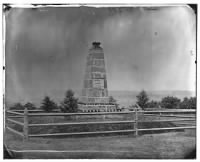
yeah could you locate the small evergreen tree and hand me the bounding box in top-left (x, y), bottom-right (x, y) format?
top-left (136, 90), bottom-right (149, 109)
top-left (109, 96), bottom-right (117, 104)
top-left (41, 96), bottom-right (57, 112)
top-left (60, 90), bottom-right (78, 113)
top-left (24, 102), bottom-right (36, 110)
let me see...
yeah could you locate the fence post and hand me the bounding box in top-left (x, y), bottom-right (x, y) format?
top-left (23, 107), bottom-right (29, 141)
top-left (134, 107), bottom-right (138, 137)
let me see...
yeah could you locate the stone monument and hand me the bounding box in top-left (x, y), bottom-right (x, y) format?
top-left (78, 42), bottom-right (117, 112)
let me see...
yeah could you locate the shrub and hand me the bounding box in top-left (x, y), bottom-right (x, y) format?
top-left (179, 97), bottom-right (196, 109)
top-left (41, 96), bottom-right (57, 112)
top-left (188, 97), bottom-right (196, 109)
top-left (9, 103), bottom-right (24, 110)
top-left (161, 96), bottom-right (181, 109)
top-left (24, 102), bottom-right (36, 110)
top-left (136, 90), bottom-right (149, 109)
top-left (109, 96), bottom-right (117, 104)
top-left (60, 90), bottom-right (78, 113)
top-left (146, 100), bottom-right (160, 108)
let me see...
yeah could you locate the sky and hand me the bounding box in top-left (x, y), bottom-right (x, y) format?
top-left (5, 5), bottom-right (196, 104)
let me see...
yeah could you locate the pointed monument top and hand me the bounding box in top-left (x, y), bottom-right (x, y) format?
top-left (92, 42), bottom-right (101, 48)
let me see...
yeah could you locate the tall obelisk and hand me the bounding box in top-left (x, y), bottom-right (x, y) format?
top-left (79, 42), bottom-right (116, 112)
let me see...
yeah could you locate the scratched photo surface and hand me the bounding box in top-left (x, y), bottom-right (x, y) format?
top-left (4, 5), bottom-right (196, 159)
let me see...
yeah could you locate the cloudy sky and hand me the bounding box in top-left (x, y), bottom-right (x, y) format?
top-left (5, 5), bottom-right (196, 104)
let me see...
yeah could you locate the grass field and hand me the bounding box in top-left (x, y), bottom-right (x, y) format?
top-left (4, 129), bottom-right (196, 159)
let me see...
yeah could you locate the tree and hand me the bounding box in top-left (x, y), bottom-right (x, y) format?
top-left (9, 103), bottom-right (24, 110)
top-left (109, 96), bottom-right (119, 108)
top-left (161, 96), bottom-right (181, 109)
top-left (180, 97), bottom-right (196, 109)
top-left (147, 100), bottom-right (160, 108)
top-left (136, 90), bottom-right (149, 109)
top-left (41, 96), bottom-right (57, 112)
top-left (188, 97), bottom-right (196, 109)
top-left (60, 90), bottom-right (78, 113)
top-left (109, 96), bottom-right (117, 104)
top-left (179, 97), bottom-right (190, 109)
top-left (24, 102), bottom-right (36, 110)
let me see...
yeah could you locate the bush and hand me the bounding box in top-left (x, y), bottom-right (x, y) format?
top-left (161, 96), bottom-right (181, 109)
top-left (41, 96), bottom-right (57, 112)
top-left (109, 96), bottom-right (117, 104)
top-left (146, 100), bottom-right (160, 108)
top-left (109, 96), bottom-right (119, 108)
top-left (188, 97), bottom-right (196, 109)
top-left (60, 90), bottom-right (78, 113)
top-left (9, 103), bottom-right (24, 110)
top-left (24, 102), bottom-right (36, 110)
top-left (179, 97), bottom-right (196, 109)
top-left (136, 90), bottom-right (149, 109)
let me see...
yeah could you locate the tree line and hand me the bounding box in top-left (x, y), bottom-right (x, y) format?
top-left (8, 90), bottom-right (196, 112)
top-left (136, 90), bottom-right (196, 109)
top-left (9, 89), bottom-right (118, 112)
top-left (9, 90), bottom-right (79, 113)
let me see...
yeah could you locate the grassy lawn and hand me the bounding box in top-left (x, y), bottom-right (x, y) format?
top-left (4, 129), bottom-right (196, 159)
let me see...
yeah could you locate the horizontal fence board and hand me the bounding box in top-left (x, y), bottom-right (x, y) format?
top-left (6, 116), bottom-right (24, 118)
top-left (6, 110), bottom-right (24, 116)
top-left (6, 149), bottom-right (144, 153)
top-left (29, 120), bottom-right (136, 127)
top-left (174, 124), bottom-right (196, 126)
top-left (138, 126), bottom-right (196, 131)
top-left (29, 119), bottom-right (195, 127)
top-left (138, 119), bottom-right (196, 123)
top-left (6, 110), bottom-right (196, 117)
top-left (143, 110), bottom-right (196, 113)
top-left (6, 126), bottom-right (24, 137)
top-left (160, 115), bottom-right (195, 118)
top-left (174, 122), bottom-right (196, 125)
top-left (7, 118), bottom-right (24, 126)
top-left (28, 111), bottom-right (136, 116)
top-left (11, 109), bottom-right (60, 112)
top-left (26, 110), bottom-right (196, 117)
top-left (29, 129), bottom-right (135, 137)
top-left (144, 114), bottom-right (196, 118)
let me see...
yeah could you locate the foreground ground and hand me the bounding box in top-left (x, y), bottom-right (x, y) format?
top-left (4, 129), bottom-right (196, 159)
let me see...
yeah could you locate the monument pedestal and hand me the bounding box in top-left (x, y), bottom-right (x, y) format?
top-left (78, 103), bottom-right (117, 112)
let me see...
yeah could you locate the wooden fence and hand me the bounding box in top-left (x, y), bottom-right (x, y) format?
top-left (5, 108), bottom-right (196, 141)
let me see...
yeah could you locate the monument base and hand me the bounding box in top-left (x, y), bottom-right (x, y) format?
top-left (78, 103), bottom-right (119, 112)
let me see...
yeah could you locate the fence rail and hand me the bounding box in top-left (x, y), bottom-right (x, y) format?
top-left (6, 126), bottom-right (24, 137)
top-left (139, 119), bottom-right (195, 122)
top-left (6, 110), bottom-right (24, 116)
top-left (7, 118), bottom-right (24, 126)
top-left (144, 114), bottom-right (195, 118)
top-left (27, 111), bottom-right (136, 116)
top-left (29, 129), bottom-right (136, 137)
top-left (29, 120), bottom-right (136, 127)
top-left (5, 108), bottom-right (196, 141)
top-left (138, 126), bottom-right (196, 131)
